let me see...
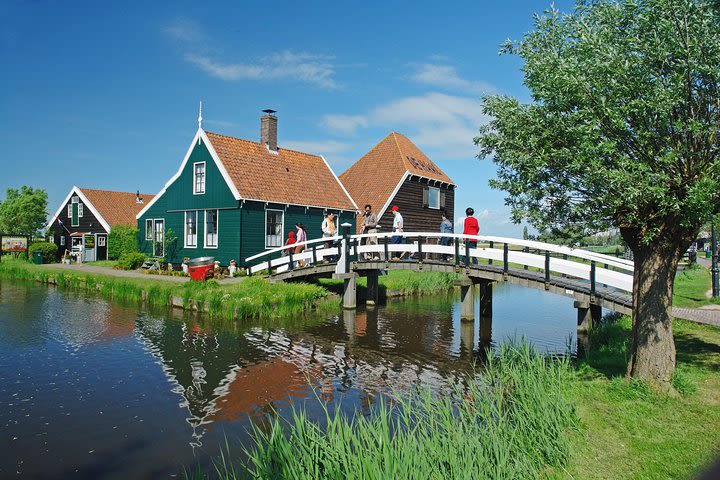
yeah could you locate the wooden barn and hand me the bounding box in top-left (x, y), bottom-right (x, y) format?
top-left (136, 110), bottom-right (358, 267)
top-left (339, 132), bottom-right (456, 234)
top-left (46, 187), bottom-right (154, 261)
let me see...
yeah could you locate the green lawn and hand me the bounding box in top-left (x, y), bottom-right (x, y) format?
top-left (86, 260), bottom-right (118, 268)
top-left (560, 317), bottom-right (720, 479)
top-left (673, 265), bottom-right (720, 308)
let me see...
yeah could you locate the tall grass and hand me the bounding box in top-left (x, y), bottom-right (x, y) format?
top-left (198, 342), bottom-right (576, 479)
top-left (0, 259), bottom-right (333, 320)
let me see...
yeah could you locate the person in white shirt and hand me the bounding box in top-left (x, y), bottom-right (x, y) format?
top-left (390, 205), bottom-right (404, 259)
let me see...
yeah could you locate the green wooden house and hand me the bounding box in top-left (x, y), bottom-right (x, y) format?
top-left (136, 110), bottom-right (358, 267)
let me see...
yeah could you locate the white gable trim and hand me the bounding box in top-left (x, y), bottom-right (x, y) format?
top-left (136, 128), bottom-right (242, 219)
top-left (46, 186), bottom-right (112, 233)
top-left (319, 154), bottom-right (359, 212)
top-left (376, 171), bottom-right (410, 224)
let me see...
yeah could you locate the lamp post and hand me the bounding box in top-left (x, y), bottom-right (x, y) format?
top-left (712, 219), bottom-right (719, 298)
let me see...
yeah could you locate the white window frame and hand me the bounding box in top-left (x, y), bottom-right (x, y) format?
top-left (78, 203), bottom-right (84, 218)
top-left (193, 162), bottom-right (206, 195)
top-left (97, 236), bottom-right (106, 247)
top-left (145, 219), bottom-right (153, 240)
top-left (60, 236), bottom-right (65, 246)
top-left (204, 209), bottom-right (219, 249)
top-left (184, 210), bottom-right (198, 248)
top-left (67, 205), bottom-right (72, 217)
top-left (427, 187), bottom-right (440, 209)
top-left (265, 209), bottom-right (284, 249)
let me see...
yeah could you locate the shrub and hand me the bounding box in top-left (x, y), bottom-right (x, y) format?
top-left (117, 252), bottom-right (146, 270)
top-left (108, 224), bottom-right (139, 260)
top-left (29, 242), bottom-right (58, 263)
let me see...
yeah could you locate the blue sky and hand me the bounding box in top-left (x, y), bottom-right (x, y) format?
top-left (1, 0), bottom-right (573, 236)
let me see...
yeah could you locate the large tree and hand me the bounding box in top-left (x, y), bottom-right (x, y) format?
top-left (0, 186), bottom-right (49, 236)
top-left (476, 0), bottom-right (720, 388)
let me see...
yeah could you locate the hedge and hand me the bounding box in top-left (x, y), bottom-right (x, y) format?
top-left (29, 242), bottom-right (58, 263)
top-left (108, 224), bottom-right (138, 260)
top-left (117, 252), bottom-right (146, 270)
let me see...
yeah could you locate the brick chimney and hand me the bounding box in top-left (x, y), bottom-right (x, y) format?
top-left (260, 109), bottom-right (278, 152)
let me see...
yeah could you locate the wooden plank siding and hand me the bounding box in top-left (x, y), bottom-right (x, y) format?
top-left (48, 195), bottom-right (108, 260)
top-left (377, 176), bottom-right (455, 234)
top-left (137, 140), bottom-right (241, 265)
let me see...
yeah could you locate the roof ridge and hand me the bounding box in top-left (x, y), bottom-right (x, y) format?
top-left (205, 130), bottom-right (322, 159)
top-left (79, 187), bottom-right (154, 196)
top-left (390, 132), bottom-right (410, 173)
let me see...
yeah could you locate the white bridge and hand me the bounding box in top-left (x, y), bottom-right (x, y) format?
top-left (246, 231), bottom-right (634, 327)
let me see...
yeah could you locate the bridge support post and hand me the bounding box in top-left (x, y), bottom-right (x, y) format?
top-left (479, 281), bottom-right (493, 318)
top-left (454, 276), bottom-right (475, 321)
top-left (479, 314), bottom-right (492, 345)
top-left (574, 300), bottom-right (599, 332)
top-left (334, 272), bottom-right (358, 309)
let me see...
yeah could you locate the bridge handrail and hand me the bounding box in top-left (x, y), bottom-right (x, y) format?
top-left (350, 231), bottom-right (633, 272)
top-left (244, 235), bottom-right (343, 262)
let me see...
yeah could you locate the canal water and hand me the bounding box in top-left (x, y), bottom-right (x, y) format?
top-left (0, 280), bottom-right (581, 478)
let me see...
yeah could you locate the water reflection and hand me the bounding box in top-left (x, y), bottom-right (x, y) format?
top-left (0, 279), bottom-right (580, 478)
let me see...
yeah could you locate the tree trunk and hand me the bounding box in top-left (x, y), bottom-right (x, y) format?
top-left (625, 242), bottom-right (684, 389)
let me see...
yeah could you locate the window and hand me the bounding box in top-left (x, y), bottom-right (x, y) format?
top-left (265, 210), bottom-right (284, 248)
top-left (427, 187), bottom-right (440, 209)
top-left (185, 211), bottom-right (198, 247)
top-left (205, 210), bottom-right (218, 248)
top-left (67, 205), bottom-right (72, 217)
top-left (60, 236), bottom-right (65, 246)
top-left (193, 162), bottom-right (206, 194)
top-left (78, 203), bottom-right (83, 217)
top-left (97, 236), bottom-right (106, 247)
top-left (145, 219), bottom-right (153, 240)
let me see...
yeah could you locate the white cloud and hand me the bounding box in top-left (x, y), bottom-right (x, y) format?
top-left (410, 63), bottom-right (496, 95)
top-left (164, 18), bottom-right (338, 89)
top-left (320, 114), bottom-right (368, 135)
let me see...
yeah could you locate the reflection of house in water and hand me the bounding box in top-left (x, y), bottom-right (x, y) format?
top-left (133, 298), bottom-right (492, 446)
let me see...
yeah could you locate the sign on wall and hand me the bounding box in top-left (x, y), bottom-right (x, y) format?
top-left (84, 234), bottom-right (95, 249)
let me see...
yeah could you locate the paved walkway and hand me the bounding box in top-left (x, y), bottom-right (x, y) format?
top-left (672, 306), bottom-right (720, 327)
top-left (36, 263), bottom-right (247, 285)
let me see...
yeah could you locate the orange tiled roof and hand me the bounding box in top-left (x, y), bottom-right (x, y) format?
top-left (339, 132), bottom-right (454, 216)
top-left (79, 188), bottom-right (155, 227)
top-left (205, 131), bottom-right (357, 211)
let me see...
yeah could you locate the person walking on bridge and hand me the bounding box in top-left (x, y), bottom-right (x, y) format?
top-left (361, 204), bottom-right (379, 260)
top-left (321, 212), bottom-right (337, 262)
top-left (295, 223), bottom-right (308, 267)
top-left (390, 206), bottom-right (405, 260)
top-left (439, 212), bottom-right (453, 262)
top-left (463, 207), bottom-right (479, 265)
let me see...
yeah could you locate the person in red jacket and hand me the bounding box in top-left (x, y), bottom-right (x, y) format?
top-left (463, 207), bottom-right (480, 265)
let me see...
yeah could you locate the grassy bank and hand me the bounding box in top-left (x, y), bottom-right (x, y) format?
top-left (194, 316), bottom-right (720, 479)
top-left (0, 259), bottom-right (333, 320)
top-left (562, 316), bottom-right (720, 479)
top-left (199, 342), bottom-right (577, 479)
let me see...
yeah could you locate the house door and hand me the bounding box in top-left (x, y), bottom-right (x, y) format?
top-left (96, 234), bottom-right (107, 260)
top-left (153, 219), bottom-right (164, 258)
top-left (83, 234), bottom-right (96, 262)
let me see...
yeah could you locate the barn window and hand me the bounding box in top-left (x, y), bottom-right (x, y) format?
top-left (265, 209), bottom-right (284, 248)
top-left (145, 219), bottom-right (153, 240)
top-left (205, 210), bottom-right (218, 248)
top-left (193, 162), bottom-right (206, 194)
top-left (184, 211), bottom-right (198, 247)
top-left (424, 187), bottom-right (440, 209)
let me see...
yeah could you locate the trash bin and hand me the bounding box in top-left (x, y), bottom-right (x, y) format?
top-left (706, 250), bottom-right (712, 259)
top-left (33, 251), bottom-right (43, 265)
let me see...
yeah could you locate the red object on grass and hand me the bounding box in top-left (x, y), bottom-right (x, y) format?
top-left (189, 264), bottom-right (213, 281)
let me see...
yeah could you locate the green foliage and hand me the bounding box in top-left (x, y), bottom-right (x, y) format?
top-left (164, 227), bottom-right (178, 261)
top-left (28, 242), bottom-right (58, 263)
top-left (205, 342), bottom-right (575, 480)
top-left (108, 224), bottom-right (138, 260)
top-left (476, 0), bottom-right (720, 249)
top-left (117, 252), bottom-right (146, 270)
top-left (0, 186), bottom-right (48, 236)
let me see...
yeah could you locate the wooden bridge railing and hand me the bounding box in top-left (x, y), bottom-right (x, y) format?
top-left (245, 231), bottom-right (634, 294)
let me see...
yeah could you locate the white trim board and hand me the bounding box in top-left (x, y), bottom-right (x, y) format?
top-left (46, 186), bottom-right (112, 233)
top-left (136, 128), bottom-right (242, 219)
top-left (376, 171), bottom-right (410, 225)
top-left (319, 154), bottom-right (359, 212)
